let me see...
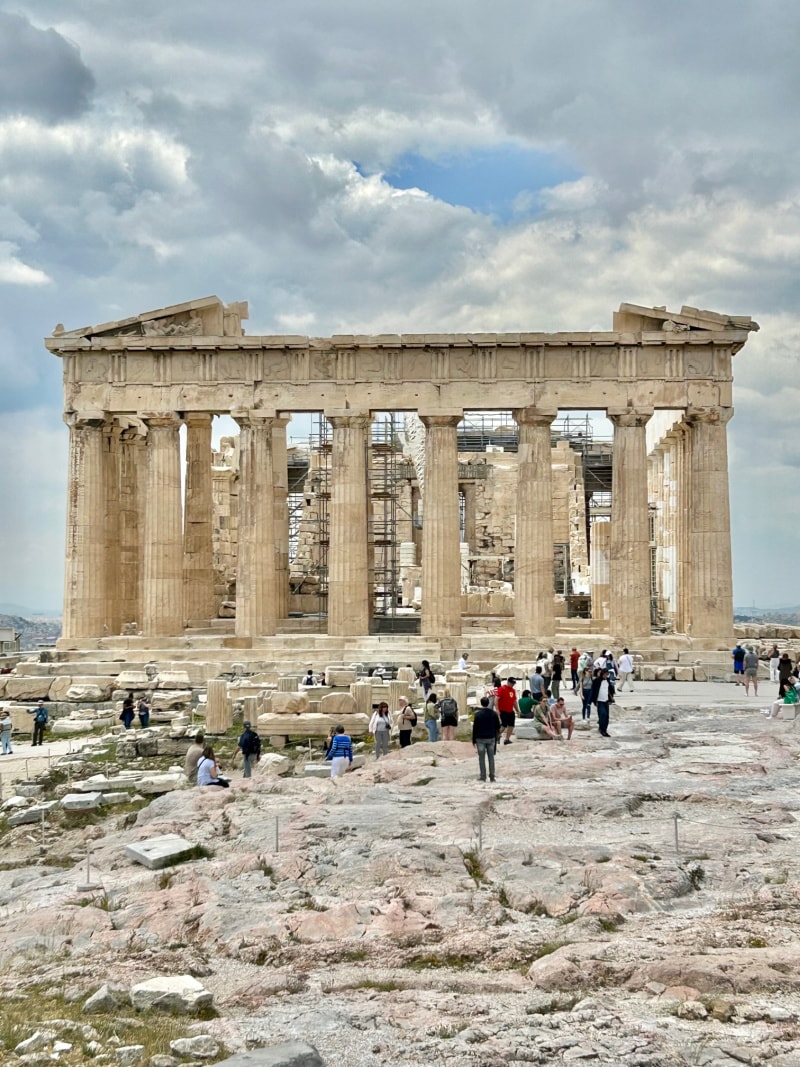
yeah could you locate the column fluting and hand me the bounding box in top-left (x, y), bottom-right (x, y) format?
top-left (234, 412), bottom-right (278, 638)
top-left (183, 413), bottom-right (215, 624)
top-left (142, 413), bottom-right (184, 636)
top-left (62, 413), bottom-right (108, 639)
top-left (513, 407), bottom-right (556, 638)
top-left (327, 412), bottom-right (371, 637)
top-left (609, 410), bottom-right (653, 639)
top-left (420, 414), bottom-right (462, 638)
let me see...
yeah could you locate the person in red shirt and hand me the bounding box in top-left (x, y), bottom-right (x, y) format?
top-left (495, 676), bottom-right (520, 745)
top-left (570, 648), bottom-right (580, 693)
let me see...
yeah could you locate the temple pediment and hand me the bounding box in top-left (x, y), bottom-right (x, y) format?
top-left (614, 302), bottom-right (758, 334)
top-left (50, 296), bottom-right (248, 341)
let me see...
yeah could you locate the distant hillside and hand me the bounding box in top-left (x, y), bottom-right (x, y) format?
top-left (734, 606), bottom-right (800, 625)
top-left (0, 614), bottom-right (61, 651)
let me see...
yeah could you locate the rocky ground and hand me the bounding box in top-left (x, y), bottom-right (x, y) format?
top-left (1, 692), bottom-right (799, 1066)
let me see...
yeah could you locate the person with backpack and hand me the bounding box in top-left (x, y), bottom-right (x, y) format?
top-left (236, 720), bottom-right (262, 778)
top-left (28, 701), bottom-right (49, 746)
top-left (437, 693), bottom-right (459, 741)
top-left (396, 696), bottom-right (417, 748)
top-left (424, 692), bottom-right (440, 741)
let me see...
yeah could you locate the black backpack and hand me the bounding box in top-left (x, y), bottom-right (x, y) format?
top-left (438, 696), bottom-right (458, 722)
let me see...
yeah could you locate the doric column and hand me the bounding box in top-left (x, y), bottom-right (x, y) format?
top-left (233, 411), bottom-right (278, 638)
top-left (62, 412), bottom-right (108, 639)
top-left (609, 409), bottom-right (652, 639)
top-left (673, 422), bottom-right (692, 635)
top-left (685, 407), bottom-right (734, 639)
top-left (118, 424), bottom-right (146, 630)
top-left (590, 520), bottom-right (611, 623)
top-left (183, 413), bottom-right (215, 624)
top-left (513, 407), bottom-right (556, 638)
top-left (142, 412), bottom-right (184, 636)
top-left (420, 413), bottom-right (462, 638)
top-left (272, 416), bottom-right (291, 622)
top-left (326, 412), bottom-right (371, 636)
top-left (103, 421), bottom-right (122, 635)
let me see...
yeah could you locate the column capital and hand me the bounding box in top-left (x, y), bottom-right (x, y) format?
top-left (325, 411), bottom-right (372, 430)
top-left (608, 408), bottom-right (653, 429)
top-left (684, 406), bottom-right (733, 426)
top-left (141, 411), bottom-right (181, 429)
top-left (418, 412), bottom-right (462, 428)
top-left (512, 406), bottom-right (557, 427)
top-left (232, 409), bottom-right (277, 429)
top-left (64, 410), bottom-right (106, 429)
top-left (183, 412), bottom-right (213, 427)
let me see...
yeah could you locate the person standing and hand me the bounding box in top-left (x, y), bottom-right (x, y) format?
top-left (496, 676), bottom-right (519, 746)
top-left (0, 709), bottom-right (13, 754)
top-left (397, 697), bottom-right (416, 748)
top-left (551, 651), bottom-right (564, 699)
top-left (580, 667), bottom-right (594, 720)
top-left (424, 692), bottom-right (440, 741)
top-left (120, 691), bottom-right (135, 729)
top-left (419, 660), bottom-right (435, 696)
top-left (325, 724), bottom-right (353, 778)
top-left (731, 642), bottom-right (746, 685)
top-left (472, 696), bottom-right (499, 782)
top-left (371, 701), bottom-right (392, 758)
top-left (590, 668), bottom-right (615, 737)
top-left (437, 693), bottom-right (459, 741)
top-left (570, 648), bottom-right (580, 693)
top-left (778, 652), bottom-right (794, 697)
top-left (458, 653), bottom-right (469, 671)
top-left (742, 646), bottom-right (759, 696)
top-left (484, 673), bottom-right (501, 711)
top-left (768, 645), bottom-right (780, 684)
top-left (184, 732), bottom-right (205, 783)
top-left (137, 694), bottom-right (151, 729)
top-left (236, 720), bottom-right (262, 778)
top-left (528, 666), bottom-right (545, 704)
top-left (617, 648), bottom-right (635, 692)
top-left (28, 701), bottom-right (49, 746)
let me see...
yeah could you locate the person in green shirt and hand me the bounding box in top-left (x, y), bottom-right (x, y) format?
top-left (518, 689), bottom-right (535, 719)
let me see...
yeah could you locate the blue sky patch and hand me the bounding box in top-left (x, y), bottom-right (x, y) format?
top-left (378, 145), bottom-right (580, 220)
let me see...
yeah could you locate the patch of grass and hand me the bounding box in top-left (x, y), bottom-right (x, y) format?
top-left (157, 870), bottom-right (175, 890)
top-left (596, 855), bottom-right (611, 863)
top-left (435, 1023), bottom-right (469, 1039)
top-left (558, 912), bottom-right (579, 925)
top-left (686, 864), bottom-right (706, 891)
top-left (338, 948), bottom-right (369, 963)
top-left (528, 941), bottom-right (567, 962)
top-left (412, 777), bottom-right (434, 786)
top-left (406, 952), bottom-right (477, 971)
top-left (524, 899), bottom-right (550, 917)
top-left (160, 843), bottom-right (213, 868)
top-left (598, 914), bottom-right (625, 932)
top-left (462, 848), bottom-right (486, 885)
top-left (345, 978), bottom-right (404, 992)
top-left (632, 854), bottom-right (650, 862)
top-left (497, 885), bottom-right (511, 908)
top-left (0, 987), bottom-right (219, 1062)
top-left (748, 936), bottom-right (768, 948)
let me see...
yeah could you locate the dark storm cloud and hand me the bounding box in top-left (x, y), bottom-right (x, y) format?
top-left (0, 12), bottom-right (94, 121)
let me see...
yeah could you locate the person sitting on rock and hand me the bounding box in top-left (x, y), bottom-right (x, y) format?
top-left (548, 697), bottom-right (574, 740)
top-left (197, 745), bottom-right (229, 788)
top-left (532, 698), bottom-right (561, 741)
top-left (303, 669), bottom-right (315, 686)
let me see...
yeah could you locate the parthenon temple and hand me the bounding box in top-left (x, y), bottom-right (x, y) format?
top-left (47, 296), bottom-right (758, 656)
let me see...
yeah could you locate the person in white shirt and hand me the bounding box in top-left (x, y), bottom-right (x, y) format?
top-left (617, 648), bottom-right (635, 691)
top-left (458, 653), bottom-right (469, 671)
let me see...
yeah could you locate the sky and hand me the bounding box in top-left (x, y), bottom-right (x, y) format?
top-left (0, 0), bottom-right (798, 614)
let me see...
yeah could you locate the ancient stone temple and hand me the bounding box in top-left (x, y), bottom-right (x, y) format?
top-left (47, 296), bottom-right (758, 652)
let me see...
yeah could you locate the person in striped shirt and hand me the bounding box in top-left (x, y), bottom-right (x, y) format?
top-left (325, 724), bottom-right (353, 778)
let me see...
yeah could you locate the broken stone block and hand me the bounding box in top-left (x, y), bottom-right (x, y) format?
top-left (156, 671), bottom-right (192, 689)
top-left (318, 692), bottom-right (357, 716)
top-left (51, 719), bottom-right (96, 735)
top-left (116, 671), bottom-right (151, 689)
top-left (169, 1034), bottom-right (220, 1059)
top-left (14, 783), bottom-right (44, 799)
top-left (137, 773), bottom-right (187, 795)
top-left (303, 755), bottom-right (365, 777)
top-left (255, 753), bottom-right (293, 776)
top-left (130, 974), bottom-right (213, 1015)
top-left (655, 666), bottom-right (675, 681)
top-left (82, 984), bottom-right (121, 1014)
top-left (8, 802), bottom-right (58, 826)
top-left (324, 666), bottom-right (357, 686)
top-left (674, 666), bottom-right (694, 681)
top-left (62, 792), bottom-right (105, 810)
top-left (211, 1042), bottom-right (326, 1067)
top-left (66, 681), bottom-right (114, 701)
top-left (693, 666), bottom-right (707, 682)
top-left (125, 834), bottom-right (198, 870)
top-left (271, 692), bottom-right (310, 716)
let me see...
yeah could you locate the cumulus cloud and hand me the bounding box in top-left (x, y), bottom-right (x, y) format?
top-left (0, 12), bottom-right (94, 122)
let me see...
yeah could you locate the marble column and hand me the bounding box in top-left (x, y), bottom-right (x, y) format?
top-left (119, 425), bottom-right (146, 629)
top-left (513, 407), bottom-right (556, 638)
top-left (273, 416), bottom-right (291, 622)
top-left (234, 412), bottom-right (278, 638)
top-left (590, 520), bottom-right (611, 624)
top-left (674, 422), bottom-right (692, 635)
top-left (62, 413), bottom-right (108, 639)
top-left (420, 414), bottom-right (462, 638)
top-left (142, 413), bottom-right (184, 636)
top-left (609, 410), bottom-right (652, 639)
top-left (183, 414), bottom-right (215, 624)
top-left (103, 421), bottom-right (122, 635)
top-left (685, 407), bottom-right (734, 639)
top-left (327, 412), bottom-right (371, 637)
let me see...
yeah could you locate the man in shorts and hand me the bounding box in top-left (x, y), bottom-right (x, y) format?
top-left (496, 676), bottom-right (519, 746)
top-left (731, 642), bottom-right (746, 685)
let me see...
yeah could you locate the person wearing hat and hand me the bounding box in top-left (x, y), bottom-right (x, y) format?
top-left (236, 720), bottom-right (262, 778)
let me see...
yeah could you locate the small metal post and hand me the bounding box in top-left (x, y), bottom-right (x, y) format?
top-left (274, 816), bottom-right (279, 853)
top-left (40, 809), bottom-right (46, 854)
top-left (673, 811), bottom-right (681, 854)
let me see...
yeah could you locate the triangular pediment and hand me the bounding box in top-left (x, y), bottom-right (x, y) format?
top-left (50, 296), bottom-right (249, 340)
